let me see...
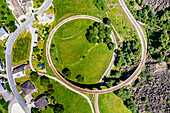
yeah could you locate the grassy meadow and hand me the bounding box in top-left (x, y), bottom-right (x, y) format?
top-left (51, 19), bottom-right (113, 84)
top-left (12, 29), bottom-right (31, 66)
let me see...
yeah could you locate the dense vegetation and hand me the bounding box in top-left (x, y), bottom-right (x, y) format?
top-left (0, 0), bottom-right (17, 32)
top-left (85, 21), bottom-right (115, 50)
top-left (126, 0), bottom-right (170, 63)
top-left (33, 0), bottom-right (44, 8)
top-left (114, 87), bottom-right (137, 113)
top-left (115, 40), bottom-right (141, 67)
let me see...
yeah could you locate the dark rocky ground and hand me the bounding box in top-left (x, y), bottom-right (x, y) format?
top-left (143, 0), bottom-right (169, 12)
top-left (129, 61), bottom-right (170, 113)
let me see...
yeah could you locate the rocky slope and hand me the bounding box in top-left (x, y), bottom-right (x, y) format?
top-left (144, 0), bottom-right (169, 12)
top-left (130, 61), bottom-right (169, 113)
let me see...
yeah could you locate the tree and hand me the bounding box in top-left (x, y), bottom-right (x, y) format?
top-left (51, 44), bottom-right (55, 49)
top-left (130, 1), bottom-right (136, 6)
top-left (40, 76), bottom-right (50, 86)
top-left (139, 71), bottom-right (150, 78)
top-left (125, 98), bottom-right (137, 113)
top-left (141, 97), bottom-right (148, 103)
top-left (34, 14), bottom-right (38, 20)
top-left (103, 17), bottom-right (111, 25)
top-left (105, 79), bottom-right (115, 87)
top-left (107, 42), bottom-right (115, 50)
top-left (62, 67), bottom-right (71, 78)
top-left (53, 103), bottom-right (64, 113)
top-left (76, 74), bottom-right (84, 82)
top-left (91, 37), bottom-right (98, 44)
top-left (47, 84), bottom-right (54, 95)
top-left (110, 70), bottom-right (121, 78)
top-left (104, 37), bottom-right (111, 44)
top-left (31, 107), bottom-right (39, 113)
top-left (30, 72), bottom-right (39, 82)
top-left (136, 0), bottom-right (140, 4)
top-left (115, 88), bottom-right (131, 101)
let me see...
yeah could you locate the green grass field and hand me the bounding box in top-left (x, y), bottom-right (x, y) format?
top-left (99, 92), bottom-right (131, 113)
top-left (0, 45), bottom-right (4, 60)
top-left (51, 19), bottom-right (113, 84)
top-left (106, 0), bottom-right (138, 40)
top-left (53, 0), bottom-right (105, 24)
top-left (12, 30), bottom-right (31, 66)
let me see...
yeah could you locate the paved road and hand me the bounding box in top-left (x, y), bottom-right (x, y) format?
top-left (28, 25), bottom-right (36, 72)
top-left (46, 1), bottom-right (147, 94)
top-left (5, 0), bottom-right (53, 113)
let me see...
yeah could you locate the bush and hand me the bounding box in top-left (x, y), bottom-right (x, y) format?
top-left (40, 76), bottom-right (50, 86)
top-left (130, 1), bottom-right (136, 6)
top-left (76, 75), bottom-right (84, 83)
top-left (141, 97), bottom-right (148, 103)
top-left (62, 67), bottom-right (71, 78)
top-left (30, 72), bottom-right (39, 82)
top-left (53, 103), bottom-right (64, 113)
top-left (107, 42), bottom-right (115, 50)
top-left (103, 17), bottom-right (111, 25)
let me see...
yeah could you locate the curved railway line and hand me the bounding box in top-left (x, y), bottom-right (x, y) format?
top-left (46, 12), bottom-right (147, 94)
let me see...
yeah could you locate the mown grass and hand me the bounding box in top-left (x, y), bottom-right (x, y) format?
top-left (51, 19), bottom-right (113, 84)
top-left (53, 0), bottom-right (105, 24)
top-left (12, 29), bottom-right (31, 66)
top-left (45, 63), bottom-right (92, 113)
top-left (106, 0), bottom-right (138, 40)
top-left (99, 92), bottom-right (131, 113)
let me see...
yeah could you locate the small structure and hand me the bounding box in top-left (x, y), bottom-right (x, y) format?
top-left (0, 79), bottom-right (13, 102)
top-left (7, 0), bottom-right (33, 21)
top-left (37, 63), bottom-right (45, 69)
top-left (0, 61), bottom-right (4, 71)
top-left (24, 64), bottom-right (30, 71)
top-left (2, 91), bottom-right (13, 102)
top-left (0, 27), bottom-right (9, 41)
top-left (20, 80), bottom-right (36, 96)
top-left (12, 64), bottom-right (26, 79)
top-left (34, 96), bottom-right (49, 110)
top-left (37, 13), bottom-right (55, 25)
top-left (0, 82), bottom-right (6, 94)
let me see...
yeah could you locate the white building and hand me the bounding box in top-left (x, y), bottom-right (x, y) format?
top-left (37, 13), bottom-right (55, 26)
top-left (0, 27), bottom-right (9, 41)
top-left (12, 64), bottom-right (26, 79)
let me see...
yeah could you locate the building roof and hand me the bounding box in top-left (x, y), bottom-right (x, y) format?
top-left (11, 0), bottom-right (25, 18)
top-left (21, 0), bottom-right (32, 4)
top-left (2, 91), bottom-right (13, 102)
top-left (0, 27), bottom-right (8, 37)
top-left (0, 83), bottom-right (6, 93)
top-left (20, 80), bottom-right (35, 95)
top-left (12, 64), bottom-right (25, 74)
top-left (35, 96), bottom-right (49, 110)
top-left (24, 64), bottom-right (30, 70)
